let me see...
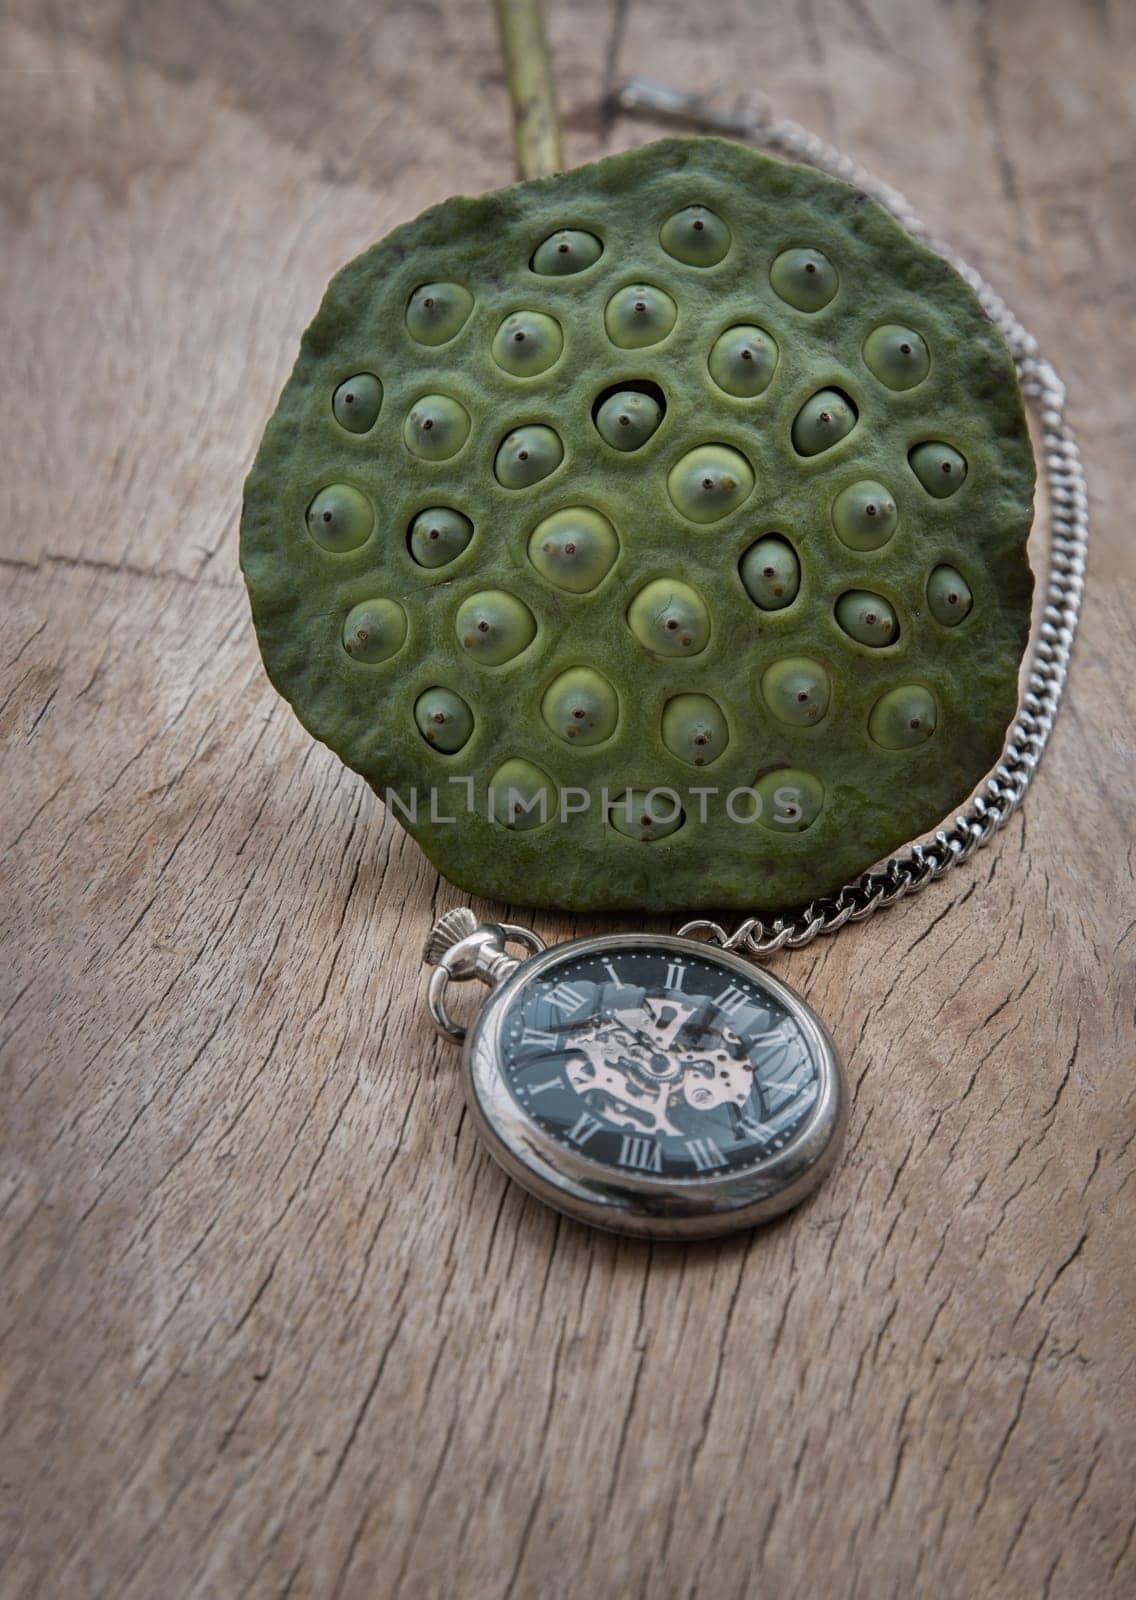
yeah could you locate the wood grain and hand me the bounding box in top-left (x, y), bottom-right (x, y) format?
top-left (2, 2), bottom-right (1134, 1596)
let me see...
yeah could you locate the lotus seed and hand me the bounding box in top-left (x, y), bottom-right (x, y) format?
top-left (306, 484), bottom-right (374, 552)
top-left (405, 282), bottom-right (474, 345)
top-left (761, 658), bottom-right (831, 726)
top-left (490, 758), bottom-right (557, 830)
top-left (708, 325), bottom-right (778, 398)
top-left (455, 590), bottom-right (536, 666)
top-left (910, 441), bottom-right (968, 498)
top-left (792, 389), bottom-right (858, 456)
top-left (927, 565), bottom-right (973, 626)
top-left (754, 769), bottom-right (824, 833)
top-left (332, 373), bottom-right (382, 433)
top-left (868, 685), bottom-right (938, 749)
top-left (403, 395), bottom-right (470, 461)
top-left (661, 694), bottom-right (729, 768)
top-left (770, 248), bottom-right (838, 312)
top-left (342, 599), bottom-right (407, 664)
top-left (408, 507), bottom-right (474, 569)
top-left (595, 390), bottom-right (663, 452)
top-left (494, 425), bottom-right (564, 488)
top-left (414, 688), bottom-right (474, 753)
top-left (604, 284), bottom-right (678, 349)
top-left (531, 229), bottom-right (603, 275)
top-left (627, 579), bottom-right (710, 657)
top-left (832, 480), bottom-right (898, 551)
top-left (541, 667), bottom-right (618, 746)
top-left (491, 311), bottom-right (564, 378)
top-left (528, 508), bottom-right (618, 593)
top-left (659, 205), bottom-right (731, 267)
top-left (608, 789), bottom-right (685, 842)
top-left (667, 444), bottom-right (755, 523)
top-left (739, 536), bottom-right (800, 610)
top-left (836, 589), bottom-right (899, 647)
top-left (863, 325), bottom-right (930, 390)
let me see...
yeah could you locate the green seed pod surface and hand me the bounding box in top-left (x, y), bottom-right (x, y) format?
top-left (403, 395), bottom-right (470, 461)
top-left (869, 685), bottom-right (938, 749)
top-left (707, 325), bottom-right (778, 397)
top-left (541, 667), bottom-right (619, 745)
top-left (405, 282), bottom-right (474, 345)
top-left (495, 425), bottom-right (564, 488)
top-left (661, 694), bottom-right (730, 767)
top-left (342, 599), bottom-right (407, 664)
top-left (927, 564), bottom-right (974, 626)
top-left (792, 389), bottom-right (858, 456)
top-left (604, 284), bottom-right (678, 349)
top-left (243, 136), bottom-right (1035, 912)
top-left (456, 590), bottom-right (536, 666)
top-left (414, 687), bottom-right (474, 753)
top-left (863, 324), bottom-right (930, 390)
top-left (836, 589), bottom-right (899, 647)
top-left (306, 485), bottom-right (374, 552)
top-left (409, 507), bottom-right (474, 569)
top-left (595, 390), bottom-right (663, 452)
top-left (659, 205), bottom-right (731, 266)
top-left (528, 508), bottom-right (618, 593)
top-left (831, 480), bottom-right (898, 551)
top-left (770, 248), bottom-right (838, 312)
top-left (491, 311), bottom-right (564, 378)
top-left (910, 441), bottom-right (968, 498)
top-left (739, 536), bottom-right (800, 610)
top-left (667, 444), bottom-right (755, 523)
top-left (490, 758), bottom-right (557, 829)
top-left (754, 769), bottom-right (825, 833)
top-left (608, 789), bottom-right (685, 842)
top-left (627, 579), bottom-right (710, 657)
top-left (332, 373), bottom-right (383, 433)
top-left (531, 230), bottom-right (603, 275)
top-left (761, 657), bottom-right (831, 726)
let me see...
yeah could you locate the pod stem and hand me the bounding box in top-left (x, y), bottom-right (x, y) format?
top-left (494, 0), bottom-right (563, 180)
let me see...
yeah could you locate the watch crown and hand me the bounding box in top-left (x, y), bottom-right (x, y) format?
top-left (423, 907), bottom-right (480, 965)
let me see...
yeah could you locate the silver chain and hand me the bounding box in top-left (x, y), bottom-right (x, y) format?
top-left (616, 80), bottom-right (1088, 958)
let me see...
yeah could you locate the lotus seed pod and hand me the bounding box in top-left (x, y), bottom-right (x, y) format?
top-left (604, 284), bottom-right (678, 349)
top-left (490, 758), bottom-right (557, 830)
top-left (528, 508), bottom-right (618, 593)
top-left (761, 657), bottom-right (831, 726)
top-left (531, 229), bottom-right (603, 275)
top-left (414, 687), bottom-right (474, 753)
top-left (863, 325), bottom-right (930, 391)
top-left (408, 506), bottom-right (474, 569)
top-left (835, 589), bottom-right (899, 647)
top-left (770, 248), bottom-right (838, 312)
top-left (342, 599), bottom-right (407, 663)
top-left (754, 769), bottom-right (824, 833)
top-left (667, 444), bottom-right (755, 524)
top-left (404, 395), bottom-right (470, 461)
top-left (910, 441), bottom-right (968, 498)
top-left (608, 789), bottom-right (685, 842)
top-left (659, 205), bottom-right (731, 266)
top-left (405, 282), bottom-right (474, 345)
top-left (494, 425), bottom-right (564, 488)
top-left (869, 685), bottom-right (938, 750)
top-left (541, 667), bottom-right (618, 745)
top-left (707, 325), bottom-right (778, 398)
top-left (739, 536), bottom-right (800, 610)
top-left (595, 390), bottom-right (663, 452)
top-left (332, 373), bottom-right (382, 433)
top-left (792, 389), bottom-right (858, 456)
top-left (627, 579), bottom-right (710, 657)
top-left (306, 484), bottom-right (374, 552)
top-left (831, 480), bottom-right (898, 552)
top-left (455, 590), bottom-right (536, 666)
top-left (927, 564), bottom-right (974, 626)
top-left (661, 694), bottom-right (729, 767)
top-left (491, 311), bottom-right (564, 378)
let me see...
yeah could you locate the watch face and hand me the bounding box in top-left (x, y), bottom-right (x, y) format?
top-left (498, 943), bottom-right (823, 1181)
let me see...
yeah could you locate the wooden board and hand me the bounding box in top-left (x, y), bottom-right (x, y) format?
top-left (2, 2), bottom-right (1133, 1595)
